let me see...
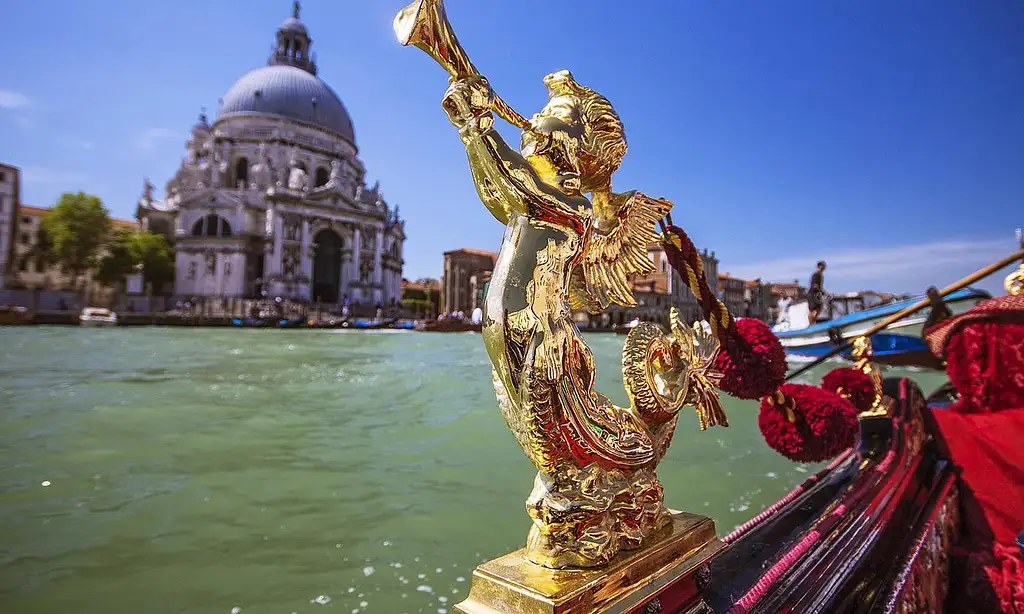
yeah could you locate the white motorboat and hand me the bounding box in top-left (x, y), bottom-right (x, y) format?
top-left (79, 307), bottom-right (118, 326)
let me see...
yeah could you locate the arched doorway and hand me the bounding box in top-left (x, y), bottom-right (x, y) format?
top-left (312, 229), bottom-right (343, 303)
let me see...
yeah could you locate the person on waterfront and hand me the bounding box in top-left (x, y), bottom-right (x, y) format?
top-left (471, 306), bottom-right (483, 325)
top-left (776, 294), bottom-right (792, 326)
top-left (808, 261), bottom-right (827, 324)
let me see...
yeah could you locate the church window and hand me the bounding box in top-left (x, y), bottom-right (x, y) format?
top-left (315, 166), bottom-right (329, 188)
top-left (235, 158), bottom-right (249, 187)
top-left (191, 214), bottom-right (233, 237)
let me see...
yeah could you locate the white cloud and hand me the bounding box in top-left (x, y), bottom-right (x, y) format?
top-left (21, 167), bottom-right (89, 185)
top-left (0, 90), bottom-right (30, 109)
top-left (727, 236), bottom-right (1016, 294)
top-left (136, 128), bottom-right (178, 152)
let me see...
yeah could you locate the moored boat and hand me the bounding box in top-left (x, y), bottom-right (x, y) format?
top-left (352, 319), bottom-right (399, 329)
top-left (415, 319), bottom-right (481, 332)
top-left (613, 317), bottom-right (641, 335)
top-left (232, 316), bottom-right (307, 328)
top-left (773, 287), bottom-right (989, 368)
top-left (79, 307), bottom-right (118, 326)
top-left (0, 305), bottom-right (33, 325)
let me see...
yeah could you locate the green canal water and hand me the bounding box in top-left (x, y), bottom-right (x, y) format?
top-left (0, 327), bottom-right (949, 614)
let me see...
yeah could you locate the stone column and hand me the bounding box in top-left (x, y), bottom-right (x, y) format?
top-left (263, 204), bottom-right (276, 288)
top-left (373, 228), bottom-right (383, 286)
top-left (351, 226), bottom-right (361, 303)
top-left (300, 217), bottom-right (311, 296)
top-left (273, 215), bottom-right (284, 276)
top-left (339, 251), bottom-right (351, 305)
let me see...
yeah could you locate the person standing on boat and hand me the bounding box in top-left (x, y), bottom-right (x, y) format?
top-left (808, 261), bottom-right (827, 324)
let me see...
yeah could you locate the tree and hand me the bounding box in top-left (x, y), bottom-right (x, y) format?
top-left (95, 229), bottom-right (175, 294)
top-left (94, 228), bottom-right (136, 288)
top-left (130, 231), bottom-right (174, 293)
top-left (42, 192), bottom-right (111, 288)
top-left (30, 226), bottom-right (55, 271)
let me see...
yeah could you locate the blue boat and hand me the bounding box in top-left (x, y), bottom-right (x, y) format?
top-left (231, 317), bottom-right (306, 328)
top-left (772, 287), bottom-right (990, 368)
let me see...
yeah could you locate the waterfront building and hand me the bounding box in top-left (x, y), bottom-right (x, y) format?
top-left (0, 163), bottom-right (19, 289)
top-left (743, 278), bottom-right (775, 322)
top-left (441, 248), bottom-right (496, 315)
top-left (8, 205), bottom-right (137, 292)
top-left (401, 278), bottom-right (441, 319)
top-left (717, 272), bottom-right (748, 317)
top-left (771, 279), bottom-right (807, 301)
top-left (137, 2), bottom-right (405, 307)
top-left (576, 243), bottom-right (719, 329)
top-left (646, 244), bottom-right (719, 325)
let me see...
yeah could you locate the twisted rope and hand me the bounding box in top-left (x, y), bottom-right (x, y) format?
top-left (659, 217), bottom-right (735, 342)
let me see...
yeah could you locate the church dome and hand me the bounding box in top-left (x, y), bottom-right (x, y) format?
top-left (217, 65), bottom-right (356, 144)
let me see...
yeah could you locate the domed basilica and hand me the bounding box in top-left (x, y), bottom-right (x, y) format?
top-left (137, 1), bottom-right (404, 307)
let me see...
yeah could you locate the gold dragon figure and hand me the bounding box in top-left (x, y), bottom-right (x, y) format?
top-left (396, 0), bottom-right (726, 569)
top-left (440, 73), bottom-right (726, 567)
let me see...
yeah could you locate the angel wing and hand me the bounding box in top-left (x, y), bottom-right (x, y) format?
top-left (569, 191), bottom-right (673, 313)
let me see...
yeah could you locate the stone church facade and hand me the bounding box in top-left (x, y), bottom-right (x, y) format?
top-left (137, 2), bottom-right (404, 307)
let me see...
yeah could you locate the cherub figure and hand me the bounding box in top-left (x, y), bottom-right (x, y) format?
top-left (442, 71), bottom-right (726, 568)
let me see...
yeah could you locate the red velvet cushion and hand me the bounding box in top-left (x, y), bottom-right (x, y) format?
top-left (945, 321), bottom-right (1024, 414)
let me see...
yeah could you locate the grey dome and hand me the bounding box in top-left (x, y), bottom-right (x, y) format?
top-left (217, 65), bottom-right (355, 143)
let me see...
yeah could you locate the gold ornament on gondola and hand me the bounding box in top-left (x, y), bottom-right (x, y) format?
top-left (395, 0), bottom-right (727, 572)
top-left (1005, 229), bottom-right (1024, 296)
top-left (851, 336), bottom-right (887, 418)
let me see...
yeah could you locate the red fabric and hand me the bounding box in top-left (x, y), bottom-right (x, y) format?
top-left (931, 408), bottom-right (1024, 547)
top-left (943, 320), bottom-right (1024, 414)
top-left (757, 383), bottom-right (858, 463)
top-left (949, 545), bottom-right (1024, 613)
top-left (926, 296), bottom-right (1024, 612)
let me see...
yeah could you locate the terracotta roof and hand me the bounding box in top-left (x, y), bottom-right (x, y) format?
top-left (444, 247), bottom-right (498, 260)
top-left (745, 278), bottom-right (763, 288)
top-left (112, 218), bottom-right (139, 229)
top-left (718, 272), bottom-right (746, 283)
top-left (402, 278), bottom-right (441, 292)
top-left (20, 204), bottom-right (136, 229)
top-left (19, 205), bottom-right (48, 216)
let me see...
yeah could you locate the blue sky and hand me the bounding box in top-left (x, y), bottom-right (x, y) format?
top-left (1, 0), bottom-right (1021, 295)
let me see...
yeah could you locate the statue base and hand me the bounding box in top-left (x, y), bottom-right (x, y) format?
top-left (454, 511), bottom-right (723, 614)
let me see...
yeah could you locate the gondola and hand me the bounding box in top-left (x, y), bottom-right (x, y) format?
top-left (415, 319), bottom-right (482, 332)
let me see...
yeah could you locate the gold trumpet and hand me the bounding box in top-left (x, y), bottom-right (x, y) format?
top-left (394, 0), bottom-right (529, 129)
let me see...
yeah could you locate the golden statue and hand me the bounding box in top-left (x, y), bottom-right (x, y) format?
top-left (396, 0), bottom-right (726, 571)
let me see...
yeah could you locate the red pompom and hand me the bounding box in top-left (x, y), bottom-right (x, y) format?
top-left (821, 367), bottom-right (876, 412)
top-left (758, 383), bottom-right (859, 463)
top-left (716, 318), bottom-right (787, 400)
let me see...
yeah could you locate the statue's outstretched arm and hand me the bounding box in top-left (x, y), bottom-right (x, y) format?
top-left (444, 78), bottom-right (587, 232)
